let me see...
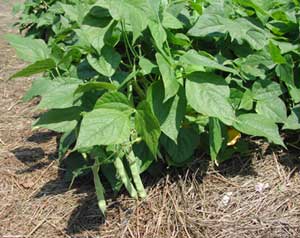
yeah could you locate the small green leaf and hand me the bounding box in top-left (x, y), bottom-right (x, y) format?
top-left (135, 101), bottom-right (161, 156)
top-left (268, 41), bottom-right (286, 64)
top-left (58, 129), bottom-right (77, 160)
top-left (75, 82), bottom-right (117, 94)
top-left (239, 89), bottom-right (254, 111)
top-left (180, 50), bottom-right (237, 74)
top-left (209, 118), bottom-right (223, 164)
top-left (10, 59), bottom-right (56, 79)
top-left (155, 53), bottom-right (179, 102)
top-left (283, 106), bottom-right (300, 130)
top-left (87, 46), bottom-right (121, 77)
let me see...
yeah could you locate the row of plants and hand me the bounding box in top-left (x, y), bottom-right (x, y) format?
top-left (7, 0), bottom-right (300, 214)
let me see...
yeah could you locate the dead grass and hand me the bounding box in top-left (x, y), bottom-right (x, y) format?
top-left (0, 1), bottom-right (300, 238)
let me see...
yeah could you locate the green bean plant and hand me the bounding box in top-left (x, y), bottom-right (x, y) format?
top-left (6, 0), bottom-right (300, 214)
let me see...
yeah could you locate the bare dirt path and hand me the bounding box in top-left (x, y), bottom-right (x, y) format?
top-left (0, 1), bottom-right (300, 238)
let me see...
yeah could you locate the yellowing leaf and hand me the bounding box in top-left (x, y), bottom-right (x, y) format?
top-left (227, 127), bottom-right (241, 146)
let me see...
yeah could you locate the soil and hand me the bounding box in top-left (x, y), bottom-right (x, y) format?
top-left (0, 1), bottom-right (300, 238)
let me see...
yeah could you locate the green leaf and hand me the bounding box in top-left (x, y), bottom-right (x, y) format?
top-left (233, 113), bottom-right (285, 146)
top-left (147, 81), bottom-right (186, 142)
top-left (252, 80), bottom-right (284, 101)
top-left (162, 11), bottom-right (183, 29)
top-left (155, 53), bottom-right (179, 102)
top-left (74, 21), bottom-right (117, 53)
top-left (239, 89), bottom-right (254, 110)
top-left (33, 107), bottom-right (81, 133)
top-left (101, 163), bottom-right (123, 193)
top-left (5, 34), bottom-right (50, 63)
top-left (283, 106), bottom-right (300, 130)
top-left (268, 41), bottom-right (286, 64)
top-left (188, 14), bottom-right (267, 50)
top-left (135, 101), bottom-right (161, 156)
top-left (22, 78), bottom-right (61, 102)
top-left (58, 129), bottom-right (77, 160)
top-left (149, 21), bottom-right (167, 49)
top-left (186, 72), bottom-right (236, 125)
top-left (87, 46), bottom-right (121, 77)
top-left (108, 0), bottom-right (150, 43)
top-left (276, 55), bottom-right (300, 103)
top-left (139, 57), bottom-right (158, 75)
top-left (133, 142), bottom-right (155, 173)
top-left (256, 97), bottom-right (287, 123)
top-left (94, 91), bottom-right (132, 111)
top-left (209, 118), bottom-right (224, 164)
top-left (10, 59), bottom-right (56, 79)
top-left (180, 50), bottom-right (237, 74)
top-left (161, 128), bottom-right (200, 167)
top-left (76, 108), bottom-right (132, 149)
top-left (75, 82), bottom-right (117, 94)
top-left (37, 82), bottom-right (80, 109)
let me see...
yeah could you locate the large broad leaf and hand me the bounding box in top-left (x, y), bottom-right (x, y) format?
top-left (76, 108), bottom-right (132, 149)
top-left (188, 14), bottom-right (267, 50)
top-left (135, 101), bottom-right (161, 156)
top-left (256, 97), bottom-right (287, 123)
top-left (33, 107), bottom-right (81, 133)
top-left (155, 53), bottom-right (179, 102)
top-left (5, 34), bottom-right (50, 62)
top-left (283, 106), bottom-right (300, 130)
top-left (186, 72), bottom-right (236, 125)
top-left (87, 46), bottom-right (121, 77)
top-left (180, 50), bottom-right (237, 74)
top-left (161, 128), bottom-right (200, 167)
top-left (37, 82), bottom-right (81, 109)
top-left (209, 118), bottom-right (224, 165)
top-left (147, 81), bottom-right (186, 142)
top-left (233, 113), bottom-right (285, 146)
top-left (10, 59), bottom-right (56, 79)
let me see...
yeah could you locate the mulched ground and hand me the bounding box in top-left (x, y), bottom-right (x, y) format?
top-left (1, 1), bottom-right (300, 238)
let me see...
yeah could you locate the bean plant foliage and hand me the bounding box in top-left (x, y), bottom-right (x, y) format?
top-left (6, 0), bottom-right (300, 214)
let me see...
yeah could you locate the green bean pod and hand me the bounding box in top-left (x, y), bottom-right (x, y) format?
top-left (127, 150), bottom-right (146, 198)
top-left (114, 156), bottom-right (138, 198)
